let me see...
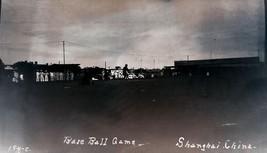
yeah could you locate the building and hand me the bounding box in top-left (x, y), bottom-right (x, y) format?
top-left (12, 61), bottom-right (81, 83)
top-left (174, 57), bottom-right (262, 77)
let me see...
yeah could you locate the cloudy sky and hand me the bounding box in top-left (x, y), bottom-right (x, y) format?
top-left (0, 0), bottom-right (265, 68)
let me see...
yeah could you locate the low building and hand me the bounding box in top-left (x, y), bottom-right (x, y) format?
top-left (12, 61), bottom-right (81, 83)
top-left (174, 57), bottom-right (262, 77)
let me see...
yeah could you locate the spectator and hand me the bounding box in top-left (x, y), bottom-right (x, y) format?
top-left (123, 64), bottom-right (129, 80)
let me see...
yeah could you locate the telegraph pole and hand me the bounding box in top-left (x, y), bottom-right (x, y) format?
top-left (63, 41), bottom-right (65, 64)
top-left (62, 41), bottom-right (66, 81)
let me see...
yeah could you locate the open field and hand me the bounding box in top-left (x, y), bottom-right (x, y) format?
top-left (1, 76), bottom-right (267, 153)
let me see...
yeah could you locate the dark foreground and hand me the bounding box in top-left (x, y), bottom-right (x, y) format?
top-left (1, 76), bottom-right (267, 153)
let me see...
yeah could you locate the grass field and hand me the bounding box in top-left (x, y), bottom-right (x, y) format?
top-left (0, 76), bottom-right (267, 153)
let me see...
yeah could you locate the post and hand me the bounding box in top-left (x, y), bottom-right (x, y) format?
top-left (187, 55), bottom-right (189, 61)
top-left (63, 41), bottom-right (66, 81)
top-left (63, 41), bottom-right (65, 64)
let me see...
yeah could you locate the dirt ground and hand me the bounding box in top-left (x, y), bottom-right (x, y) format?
top-left (1, 76), bottom-right (267, 153)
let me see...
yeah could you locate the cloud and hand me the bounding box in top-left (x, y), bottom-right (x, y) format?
top-left (195, 0), bottom-right (263, 59)
top-left (0, 0), bottom-right (265, 67)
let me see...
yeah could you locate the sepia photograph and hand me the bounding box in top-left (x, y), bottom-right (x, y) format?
top-left (0, 0), bottom-right (267, 153)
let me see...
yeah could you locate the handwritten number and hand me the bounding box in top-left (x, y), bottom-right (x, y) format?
top-left (8, 145), bottom-right (31, 153)
top-left (16, 146), bottom-right (21, 153)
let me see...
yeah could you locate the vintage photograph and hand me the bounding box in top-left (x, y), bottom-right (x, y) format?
top-left (0, 0), bottom-right (267, 153)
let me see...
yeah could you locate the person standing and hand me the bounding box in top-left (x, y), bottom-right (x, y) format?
top-left (123, 64), bottom-right (129, 80)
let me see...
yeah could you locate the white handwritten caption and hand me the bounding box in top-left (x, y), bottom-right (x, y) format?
top-left (8, 145), bottom-right (31, 153)
top-left (63, 136), bottom-right (257, 151)
top-left (63, 136), bottom-right (148, 147)
top-left (176, 137), bottom-right (257, 152)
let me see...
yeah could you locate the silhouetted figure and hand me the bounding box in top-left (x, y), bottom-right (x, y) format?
top-left (0, 58), bottom-right (4, 81)
top-left (42, 73), bottom-right (46, 81)
top-left (123, 64), bottom-right (129, 80)
top-left (81, 71), bottom-right (93, 85)
top-left (38, 73), bottom-right (42, 82)
top-left (48, 73), bottom-right (51, 82)
top-left (104, 69), bottom-right (110, 80)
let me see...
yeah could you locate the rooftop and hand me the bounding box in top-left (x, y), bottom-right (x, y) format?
top-left (174, 57), bottom-right (260, 67)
